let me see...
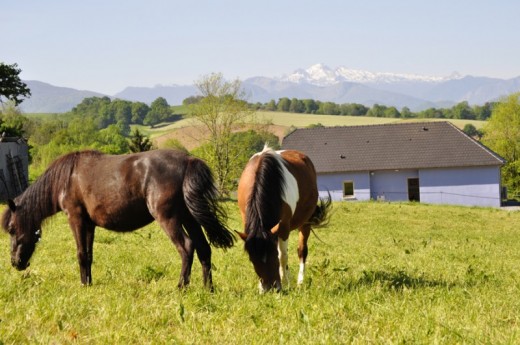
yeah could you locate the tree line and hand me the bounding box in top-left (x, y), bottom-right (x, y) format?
top-left (246, 97), bottom-right (494, 121)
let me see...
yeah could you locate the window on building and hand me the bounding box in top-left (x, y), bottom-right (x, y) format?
top-left (343, 181), bottom-right (354, 198)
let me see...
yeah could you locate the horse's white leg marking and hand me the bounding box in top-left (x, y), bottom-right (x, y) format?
top-left (278, 238), bottom-right (289, 287)
top-left (297, 259), bottom-right (305, 285)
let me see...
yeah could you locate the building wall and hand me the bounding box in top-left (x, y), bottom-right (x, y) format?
top-left (369, 169), bottom-right (419, 201)
top-left (317, 166), bottom-right (502, 207)
top-left (317, 172), bottom-right (371, 201)
top-left (419, 166), bottom-right (502, 207)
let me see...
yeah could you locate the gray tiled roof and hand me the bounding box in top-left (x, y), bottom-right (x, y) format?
top-left (281, 121), bottom-right (505, 173)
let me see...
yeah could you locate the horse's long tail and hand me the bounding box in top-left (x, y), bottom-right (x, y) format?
top-left (308, 191), bottom-right (332, 228)
top-left (183, 157), bottom-right (235, 249)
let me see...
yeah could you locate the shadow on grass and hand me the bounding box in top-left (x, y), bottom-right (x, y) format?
top-left (329, 269), bottom-right (457, 293)
top-left (357, 269), bottom-right (456, 290)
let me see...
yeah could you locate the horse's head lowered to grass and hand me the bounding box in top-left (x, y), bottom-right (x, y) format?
top-left (237, 147), bottom-right (331, 292)
top-left (2, 199), bottom-right (41, 270)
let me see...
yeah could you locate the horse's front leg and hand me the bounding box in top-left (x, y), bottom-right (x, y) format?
top-left (297, 224), bottom-right (311, 286)
top-left (68, 215), bottom-right (96, 285)
top-left (278, 237), bottom-right (290, 287)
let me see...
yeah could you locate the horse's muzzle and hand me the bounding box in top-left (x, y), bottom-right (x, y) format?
top-left (12, 258), bottom-right (30, 270)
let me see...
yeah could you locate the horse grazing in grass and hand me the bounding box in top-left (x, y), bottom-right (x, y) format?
top-left (237, 146), bottom-right (331, 292)
top-left (2, 149), bottom-right (235, 290)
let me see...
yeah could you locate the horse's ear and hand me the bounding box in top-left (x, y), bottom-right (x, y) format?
top-left (234, 230), bottom-right (248, 241)
top-left (7, 199), bottom-right (16, 212)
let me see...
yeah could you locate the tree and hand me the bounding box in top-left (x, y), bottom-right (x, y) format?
top-left (144, 97), bottom-right (171, 128)
top-left (0, 62), bottom-right (31, 106)
top-left (131, 102), bottom-right (150, 124)
top-left (265, 99), bottom-right (277, 111)
top-left (277, 97), bottom-right (291, 112)
top-left (367, 104), bottom-right (387, 117)
top-left (400, 106), bottom-right (413, 118)
top-left (128, 128), bottom-right (153, 152)
top-left (482, 93), bottom-right (520, 198)
top-left (384, 106), bottom-right (401, 118)
top-left (0, 103), bottom-right (28, 137)
top-left (302, 99), bottom-right (318, 114)
top-left (450, 101), bottom-right (475, 119)
top-left (289, 98), bottom-right (305, 113)
top-left (188, 73), bottom-right (253, 196)
top-left (463, 123), bottom-right (479, 138)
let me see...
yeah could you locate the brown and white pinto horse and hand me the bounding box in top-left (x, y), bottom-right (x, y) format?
top-left (237, 146), bottom-right (331, 292)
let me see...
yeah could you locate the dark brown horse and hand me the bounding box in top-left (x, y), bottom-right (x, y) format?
top-left (237, 146), bottom-right (331, 292)
top-left (2, 149), bottom-right (235, 289)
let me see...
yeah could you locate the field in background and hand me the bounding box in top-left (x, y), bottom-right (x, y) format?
top-left (143, 112), bottom-right (485, 150)
top-left (1, 201), bottom-right (519, 343)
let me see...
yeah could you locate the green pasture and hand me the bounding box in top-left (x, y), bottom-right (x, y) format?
top-left (1, 202), bottom-right (519, 344)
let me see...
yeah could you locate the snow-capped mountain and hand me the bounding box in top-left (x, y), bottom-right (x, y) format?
top-left (242, 63), bottom-right (520, 110)
top-left (19, 64), bottom-right (520, 113)
top-left (281, 63), bottom-right (457, 85)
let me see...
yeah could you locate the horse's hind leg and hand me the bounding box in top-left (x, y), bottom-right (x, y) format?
top-left (183, 216), bottom-right (213, 291)
top-left (297, 224), bottom-right (312, 285)
top-left (158, 216), bottom-right (194, 289)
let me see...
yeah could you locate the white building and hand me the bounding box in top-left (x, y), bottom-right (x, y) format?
top-left (282, 122), bottom-right (505, 207)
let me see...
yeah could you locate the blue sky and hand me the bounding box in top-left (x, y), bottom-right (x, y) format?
top-left (3, 0), bottom-right (520, 95)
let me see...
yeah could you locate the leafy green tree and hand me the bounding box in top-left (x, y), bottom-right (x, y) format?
top-left (367, 104), bottom-right (387, 117)
top-left (340, 103), bottom-right (369, 116)
top-left (265, 99), bottom-right (277, 111)
top-left (96, 124), bottom-right (130, 154)
top-left (384, 106), bottom-right (401, 118)
top-left (25, 116), bottom-right (66, 146)
top-left (417, 108), bottom-right (444, 118)
top-left (450, 101), bottom-right (475, 119)
top-left (302, 99), bottom-right (318, 114)
top-left (482, 93), bottom-right (520, 198)
top-left (0, 62), bottom-right (31, 106)
top-left (0, 103), bottom-right (28, 137)
top-left (128, 128), bottom-right (153, 152)
top-left (463, 123), bottom-right (479, 138)
top-left (400, 106), bottom-right (413, 118)
top-left (277, 97), bottom-right (291, 112)
top-left (144, 97), bottom-right (171, 128)
top-left (112, 99), bottom-right (132, 125)
top-left (289, 98), bottom-right (305, 113)
top-left (188, 73), bottom-right (254, 196)
top-left (318, 102), bottom-right (340, 115)
top-left (131, 102), bottom-right (150, 124)
top-left (473, 102), bottom-right (494, 121)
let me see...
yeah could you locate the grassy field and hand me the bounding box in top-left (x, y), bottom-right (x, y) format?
top-left (140, 112), bottom-right (485, 150)
top-left (1, 201), bottom-right (519, 344)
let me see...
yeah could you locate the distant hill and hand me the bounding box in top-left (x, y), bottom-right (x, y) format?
top-left (114, 85), bottom-right (197, 105)
top-left (18, 64), bottom-right (520, 113)
top-left (20, 80), bottom-right (107, 113)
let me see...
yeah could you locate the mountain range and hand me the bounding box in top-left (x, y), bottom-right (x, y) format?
top-left (19, 64), bottom-right (520, 113)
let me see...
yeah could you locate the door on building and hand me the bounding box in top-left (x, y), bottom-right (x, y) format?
top-left (408, 178), bottom-right (420, 202)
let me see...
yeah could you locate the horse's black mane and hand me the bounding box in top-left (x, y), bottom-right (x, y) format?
top-left (244, 150), bottom-right (287, 258)
top-left (3, 150), bottom-right (103, 234)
